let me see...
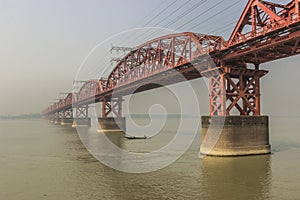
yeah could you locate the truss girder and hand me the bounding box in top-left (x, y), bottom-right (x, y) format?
top-left (202, 66), bottom-right (268, 116)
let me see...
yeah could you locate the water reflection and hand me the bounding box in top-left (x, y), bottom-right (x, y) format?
top-left (200, 155), bottom-right (272, 200)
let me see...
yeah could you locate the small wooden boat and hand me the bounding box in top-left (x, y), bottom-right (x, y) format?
top-left (124, 135), bottom-right (147, 140)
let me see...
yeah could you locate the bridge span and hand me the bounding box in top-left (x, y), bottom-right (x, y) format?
top-left (43, 0), bottom-right (300, 156)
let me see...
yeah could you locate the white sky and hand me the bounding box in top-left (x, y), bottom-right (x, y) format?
top-left (0, 0), bottom-right (298, 117)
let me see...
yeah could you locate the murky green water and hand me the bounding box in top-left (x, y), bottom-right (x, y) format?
top-left (0, 117), bottom-right (299, 200)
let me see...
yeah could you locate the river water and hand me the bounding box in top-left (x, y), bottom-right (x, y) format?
top-left (0, 117), bottom-right (299, 200)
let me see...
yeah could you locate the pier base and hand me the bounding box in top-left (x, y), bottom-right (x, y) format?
top-left (97, 117), bottom-right (126, 133)
top-left (200, 116), bottom-right (271, 156)
top-left (61, 118), bottom-right (73, 126)
top-left (72, 118), bottom-right (91, 128)
top-left (54, 118), bottom-right (61, 125)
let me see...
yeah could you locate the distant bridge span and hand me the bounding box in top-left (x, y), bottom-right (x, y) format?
top-left (43, 0), bottom-right (300, 156)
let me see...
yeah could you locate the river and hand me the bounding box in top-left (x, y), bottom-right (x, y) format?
top-left (0, 117), bottom-right (299, 200)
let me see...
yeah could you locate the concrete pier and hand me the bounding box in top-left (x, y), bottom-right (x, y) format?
top-left (97, 117), bottom-right (126, 133)
top-left (54, 118), bottom-right (61, 125)
top-left (200, 116), bottom-right (271, 156)
top-left (61, 118), bottom-right (73, 126)
top-left (72, 118), bottom-right (91, 128)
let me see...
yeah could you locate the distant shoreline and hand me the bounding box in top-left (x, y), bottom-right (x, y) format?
top-left (123, 114), bottom-right (201, 119)
top-left (0, 113), bottom-right (42, 120)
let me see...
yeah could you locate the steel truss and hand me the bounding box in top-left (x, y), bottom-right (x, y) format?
top-left (202, 66), bottom-right (268, 116)
top-left (75, 105), bottom-right (88, 119)
top-left (102, 97), bottom-right (123, 118)
top-left (62, 108), bottom-right (73, 119)
top-left (43, 0), bottom-right (300, 118)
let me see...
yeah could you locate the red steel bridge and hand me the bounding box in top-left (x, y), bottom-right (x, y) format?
top-left (44, 0), bottom-right (300, 122)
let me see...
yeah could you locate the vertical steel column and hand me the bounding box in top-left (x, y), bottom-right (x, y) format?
top-left (254, 74), bottom-right (261, 116)
top-left (209, 73), bottom-right (226, 116)
top-left (102, 100), bottom-right (106, 118)
top-left (62, 110), bottom-right (66, 119)
top-left (251, 5), bottom-right (256, 35)
top-left (117, 96), bottom-right (122, 118)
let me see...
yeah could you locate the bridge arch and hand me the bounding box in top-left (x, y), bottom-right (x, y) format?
top-left (105, 32), bottom-right (226, 90)
top-left (53, 102), bottom-right (58, 110)
top-left (64, 92), bottom-right (77, 106)
top-left (57, 99), bottom-right (65, 109)
top-left (77, 80), bottom-right (103, 101)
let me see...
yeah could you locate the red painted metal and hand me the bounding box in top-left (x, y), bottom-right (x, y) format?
top-left (228, 0), bottom-right (300, 47)
top-left (201, 66), bottom-right (268, 116)
top-left (77, 80), bottom-right (104, 102)
top-left (102, 97), bottom-right (123, 118)
top-left (105, 33), bottom-right (225, 91)
top-left (43, 0), bottom-right (300, 118)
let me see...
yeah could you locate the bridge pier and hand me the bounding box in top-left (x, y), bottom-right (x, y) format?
top-left (97, 118), bottom-right (126, 133)
top-left (72, 118), bottom-right (91, 127)
top-left (49, 114), bottom-right (55, 123)
top-left (61, 109), bottom-right (73, 125)
top-left (72, 105), bottom-right (91, 128)
top-left (201, 116), bottom-right (270, 156)
top-left (200, 65), bottom-right (271, 156)
top-left (97, 97), bottom-right (126, 133)
top-left (61, 118), bottom-right (74, 125)
top-left (54, 112), bottom-right (61, 125)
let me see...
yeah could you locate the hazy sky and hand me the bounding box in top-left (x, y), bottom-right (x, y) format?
top-left (0, 0), bottom-right (298, 117)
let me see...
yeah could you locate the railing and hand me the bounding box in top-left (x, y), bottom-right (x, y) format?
top-left (230, 13), bottom-right (300, 47)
